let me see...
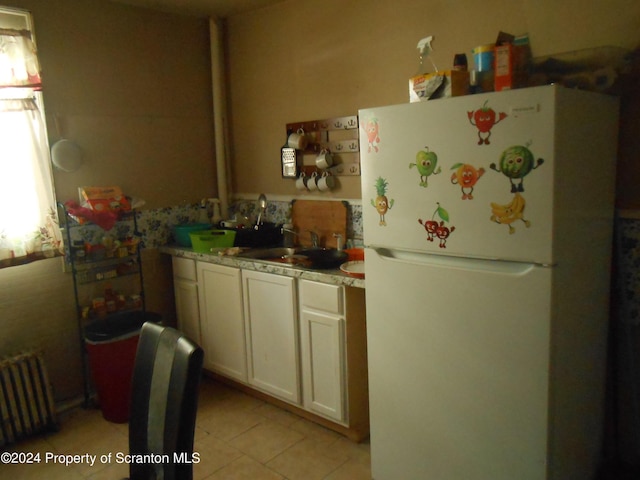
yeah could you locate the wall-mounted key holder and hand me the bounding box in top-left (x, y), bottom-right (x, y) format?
top-left (328, 138), bottom-right (360, 153)
top-left (329, 162), bottom-right (360, 176)
top-left (317, 115), bottom-right (359, 131)
top-left (285, 115), bottom-right (360, 177)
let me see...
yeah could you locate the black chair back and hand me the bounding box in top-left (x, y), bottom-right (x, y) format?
top-left (128, 322), bottom-right (204, 480)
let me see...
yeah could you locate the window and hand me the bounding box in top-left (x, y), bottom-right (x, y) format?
top-left (0, 6), bottom-right (61, 267)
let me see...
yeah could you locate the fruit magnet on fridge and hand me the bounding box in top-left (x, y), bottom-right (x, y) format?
top-left (490, 143), bottom-right (544, 193)
top-left (418, 203), bottom-right (455, 248)
top-left (363, 117), bottom-right (380, 153)
top-left (450, 163), bottom-right (485, 199)
top-left (490, 192), bottom-right (531, 234)
top-left (371, 176), bottom-right (394, 226)
top-left (410, 146), bottom-right (441, 187)
top-left (467, 100), bottom-right (507, 145)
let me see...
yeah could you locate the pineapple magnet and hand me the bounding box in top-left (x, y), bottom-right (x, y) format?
top-left (450, 163), bottom-right (485, 199)
top-left (467, 100), bottom-right (507, 145)
top-left (490, 143), bottom-right (544, 193)
top-left (490, 192), bottom-right (531, 234)
top-left (371, 177), bottom-right (394, 226)
top-left (409, 146), bottom-right (441, 187)
top-left (418, 203), bottom-right (455, 248)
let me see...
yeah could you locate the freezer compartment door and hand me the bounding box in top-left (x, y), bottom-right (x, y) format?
top-left (360, 86), bottom-right (557, 264)
top-left (360, 85), bottom-right (618, 265)
top-left (365, 247), bottom-right (551, 480)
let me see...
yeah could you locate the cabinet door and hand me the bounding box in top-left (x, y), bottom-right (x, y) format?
top-left (173, 277), bottom-right (201, 344)
top-left (172, 256), bottom-right (197, 281)
top-left (242, 270), bottom-right (300, 404)
top-left (300, 310), bottom-right (345, 422)
top-left (198, 262), bottom-right (247, 382)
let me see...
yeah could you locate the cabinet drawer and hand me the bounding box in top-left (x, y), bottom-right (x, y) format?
top-left (300, 280), bottom-right (343, 315)
top-left (172, 257), bottom-right (196, 281)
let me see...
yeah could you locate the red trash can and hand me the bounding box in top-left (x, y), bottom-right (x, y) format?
top-left (84, 311), bottom-right (161, 423)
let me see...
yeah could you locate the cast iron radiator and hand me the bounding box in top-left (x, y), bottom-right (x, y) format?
top-left (0, 351), bottom-right (58, 447)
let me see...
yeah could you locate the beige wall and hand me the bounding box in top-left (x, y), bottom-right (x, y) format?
top-left (1, 0), bottom-right (638, 406)
top-left (1, 0), bottom-right (215, 402)
top-left (226, 0), bottom-right (640, 201)
top-left (0, 257), bottom-right (81, 400)
top-left (14, 0), bottom-right (217, 208)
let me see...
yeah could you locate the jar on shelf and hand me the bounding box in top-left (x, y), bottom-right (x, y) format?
top-left (116, 294), bottom-right (126, 311)
top-left (72, 240), bottom-right (85, 263)
top-left (128, 294), bottom-right (142, 310)
top-left (92, 297), bottom-right (107, 317)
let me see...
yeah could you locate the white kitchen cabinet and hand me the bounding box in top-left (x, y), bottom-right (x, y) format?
top-left (300, 280), bottom-right (369, 439)
top-left (167, 250), bottom-right (369, 441)
top-left (172, 257), bottom-right (201, 344)
top-left (242, 270), bottom-right (300, 404)
top-left (299, 280), bottom-right (346, 423)
top-left (198, 262), bottom-right (247, 382)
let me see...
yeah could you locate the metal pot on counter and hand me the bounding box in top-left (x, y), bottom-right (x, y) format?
top-left (220, 221), bottom-right (283, 248)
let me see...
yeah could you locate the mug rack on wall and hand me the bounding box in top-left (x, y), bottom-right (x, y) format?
top-left (286, 115), bottom-right (360, 178)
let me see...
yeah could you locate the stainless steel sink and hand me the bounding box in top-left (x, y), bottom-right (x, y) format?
top-left (237, 247), bottom-right (312, 268)
top-left (237, 247), bottom-right (348, 269)
top-left (238, 247), bottom-right (302, 260)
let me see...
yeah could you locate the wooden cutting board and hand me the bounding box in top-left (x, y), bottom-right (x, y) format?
top-left (291, 200), bottom-right (348, 248)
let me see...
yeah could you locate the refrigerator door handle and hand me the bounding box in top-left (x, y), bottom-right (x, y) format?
top-left (369, 246), bottom-right (541, 275)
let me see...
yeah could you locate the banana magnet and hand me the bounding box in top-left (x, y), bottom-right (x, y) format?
top-left (490, 193), bottom-right (530, 234)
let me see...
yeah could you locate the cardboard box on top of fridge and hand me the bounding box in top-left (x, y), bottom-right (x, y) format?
top-left (409, 70), bottom-right (470, 102)
top-left (494, 31), bottom-right (531, 91)
top-left (79, 186), bottom-right (131, 212)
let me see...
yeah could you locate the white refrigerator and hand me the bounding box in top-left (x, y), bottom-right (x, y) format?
top-left (359, 85), bottom-right (619, 480)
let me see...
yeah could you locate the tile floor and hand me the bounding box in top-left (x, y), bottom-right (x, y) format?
top-left (1, 377), bottom-right (371, 479)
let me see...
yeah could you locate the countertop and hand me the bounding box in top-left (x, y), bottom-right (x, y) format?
top-left (160, 246), bottom-right (366, 289)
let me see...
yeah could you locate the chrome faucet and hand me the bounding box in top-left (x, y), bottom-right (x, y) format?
top-left (333, 233), bottom-right (343, 251)
top-left (309, 231), bottom-right (319, 248)
top-left (282, 229), bottom-right (319, 248)
top-left (281, 224), bottom-right (298, 248)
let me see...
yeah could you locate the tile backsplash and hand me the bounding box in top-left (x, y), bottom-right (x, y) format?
top-left (133, 199), bottom-right (363, 249)
top-left (616, 216), bottom-right (640, 326)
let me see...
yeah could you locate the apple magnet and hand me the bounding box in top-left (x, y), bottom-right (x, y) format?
top-left (409, 146), bottom-right (442, 187)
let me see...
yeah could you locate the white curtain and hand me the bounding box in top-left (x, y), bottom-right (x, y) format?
top-left (0, 29), bottom-right (61, 266)
top-left (0, 28), bottom-right (41, 88)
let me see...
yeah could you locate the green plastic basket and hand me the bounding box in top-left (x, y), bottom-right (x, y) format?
top-left (189, 229), bottom-right (236, 253)
top-left (173, 223), bottom-right (212, 247)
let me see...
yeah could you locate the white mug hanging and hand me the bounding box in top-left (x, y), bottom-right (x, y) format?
top-left (287, 128), bottom-right (308, 150)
